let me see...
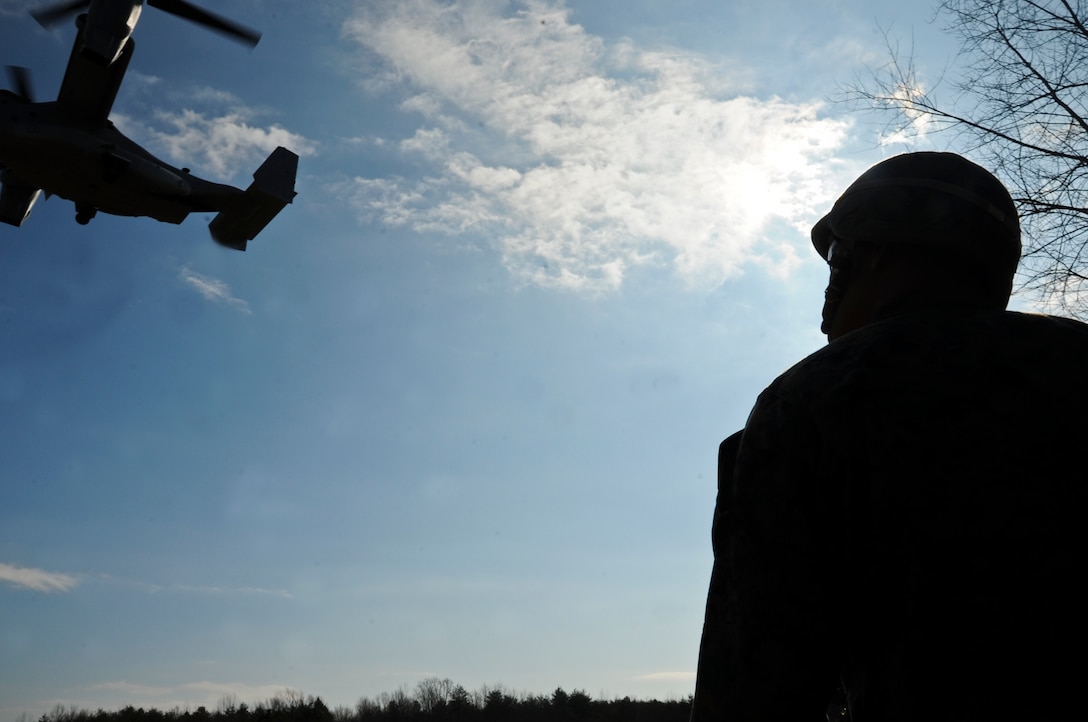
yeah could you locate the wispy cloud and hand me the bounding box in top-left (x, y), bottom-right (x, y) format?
top-left (339, 0), bottom-right (854, 292)
top-left (167, 584), bottom-right (292, 598)
top-left (633, 672), bottom-right (695, 681)
top-left (0, 562), bottom-right (291, 597)
top-left (85, 681), bottom-right (172, 698)
top-left (0, 0), bottom-right (28, 17)
top-left (178, 266), bottom-right (252, 314)
top-left (90, 572), bottom-right (292, 598)
top-left (0, 562), bottom-right (79, 592)
top-left (877, 80), bottom-right (934, 147)
top-left (146, 108), bottom-right (314, 179)
top-left (113, 90), bottom-right (316, 181)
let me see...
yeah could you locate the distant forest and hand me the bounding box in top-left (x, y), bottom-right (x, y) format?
top-left (32, 679), bottom-right (694, 722)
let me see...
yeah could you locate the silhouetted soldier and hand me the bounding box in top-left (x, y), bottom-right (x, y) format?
top-left (691, 152), bottom-right (1088, 721)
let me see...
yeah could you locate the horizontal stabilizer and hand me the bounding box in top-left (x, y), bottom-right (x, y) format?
top-left (0, 170), bottom-right (42, 227)
top-left (209, 147), bottom-right (298, 250)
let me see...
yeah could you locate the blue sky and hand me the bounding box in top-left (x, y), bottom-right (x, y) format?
top-left (0, 0), bottom-right (1034, 718)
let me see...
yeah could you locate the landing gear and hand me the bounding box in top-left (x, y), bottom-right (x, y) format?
top-left (75, 204), bottom-right (97, 225)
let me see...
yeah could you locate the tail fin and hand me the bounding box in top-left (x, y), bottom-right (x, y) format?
top-left (209, 147), bottom-right (298, 251)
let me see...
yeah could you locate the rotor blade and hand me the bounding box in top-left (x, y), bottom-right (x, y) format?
top-left (147, 0), bottom-right (261, 47)
top-left (6, 66), bottom-right (34, 103)
top-left (29, 0), bottom-right (90, 29)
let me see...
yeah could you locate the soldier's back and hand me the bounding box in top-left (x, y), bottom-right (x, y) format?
top-left (768, 309), bottom-right (1088, 720)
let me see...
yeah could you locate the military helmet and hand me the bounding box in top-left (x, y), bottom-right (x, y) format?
top-left (811, 152), bottom-right (1021, 278)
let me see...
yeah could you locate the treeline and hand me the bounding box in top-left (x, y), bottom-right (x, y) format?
top-left (34, 679), bottom-right (693, 722)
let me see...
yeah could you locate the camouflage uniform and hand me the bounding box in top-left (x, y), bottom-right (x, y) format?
top-left (691, 307), bottom-right (1088, 721)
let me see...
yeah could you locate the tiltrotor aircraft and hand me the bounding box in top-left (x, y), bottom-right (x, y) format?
top-left (0, 0), bottom-right (298, 250)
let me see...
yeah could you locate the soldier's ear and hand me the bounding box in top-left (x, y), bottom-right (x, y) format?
top-left (867, 243), bottom-right (918, 274)
top-left (868, 248), bottom-right (883, 272)
top-left (852, 241), bottom-right (886, 273)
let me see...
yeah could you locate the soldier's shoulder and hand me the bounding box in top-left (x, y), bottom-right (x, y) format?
top-left (764, 309), bottom-right (1088, 400)
top-left (1001, 309), bottom-right (1088, 337)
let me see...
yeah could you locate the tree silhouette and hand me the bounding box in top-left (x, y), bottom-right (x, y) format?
top-left (447, 686), bottom-right (473, 716)
top-left (27, 681), bottom-right (692, 722)
top-left (414, 679), bottom-right (454, 716)
top-left (566, 692), bottom-right (591, 719)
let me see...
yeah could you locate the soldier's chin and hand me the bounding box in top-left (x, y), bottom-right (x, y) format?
top-left (820, 300), bottom-right (837, 337)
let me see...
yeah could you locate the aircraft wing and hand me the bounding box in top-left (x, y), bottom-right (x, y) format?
top-left (56, 27), bottom-right (134, 126)
top-left (0, 169), bottom-right (43, 226)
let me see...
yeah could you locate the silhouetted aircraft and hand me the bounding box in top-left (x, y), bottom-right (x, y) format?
top-left (0, 0), bottom-right (297, 250)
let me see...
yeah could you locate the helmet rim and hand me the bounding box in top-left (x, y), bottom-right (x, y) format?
top-left (811, 152), bottom-right (1021, 275)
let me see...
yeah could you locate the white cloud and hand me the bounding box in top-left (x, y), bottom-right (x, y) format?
top-left (121, 71), bottom-right (163, 91)
top-left (877, 80), bottom-right (934, 147)
top-left (146, 109), bottom-right (314, 179)
top-left (85, 681), bottom-right (172, 698)
top-left (339, 0), bottom-right (854, 292)
top-left (633, 672), bottom-right (696, 681)
top-left (0, 0), bottom-right (28, 16)
top-left (0, 562), bottom-right (79, 592)
top-left (91, 572), bottom-right (291, 598)
top-left (169, 584), bottom-right (292, 598)
top-left (178, 266), bottom-right (252, 314)
top-left (113, 92), bottom-right (316, 181)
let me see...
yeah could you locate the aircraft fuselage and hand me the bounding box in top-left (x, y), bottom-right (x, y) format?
top-left (0, 90), bottom-right (240, 223)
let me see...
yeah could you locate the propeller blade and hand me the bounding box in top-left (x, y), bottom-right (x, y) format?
top-left (147, 0), bottom-right (261, 47)
top-left (6, 66), bottom-right (34, 103)
top-left (29, 0), bottom-right (90, 29)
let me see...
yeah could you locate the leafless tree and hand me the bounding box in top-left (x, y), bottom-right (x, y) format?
top-left (847, 0), bottom-right (1088, 316)
top-left (414, 677), bottom-right (455, 713)
top-left (215, 695), bottom-right (241, 716)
